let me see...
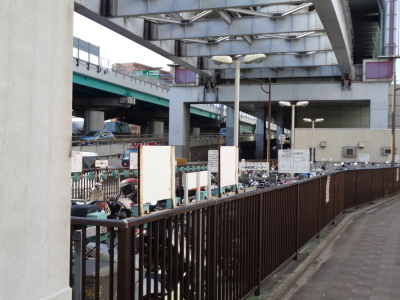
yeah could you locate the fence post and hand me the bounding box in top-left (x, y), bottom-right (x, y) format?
top-left (294, 185), bottom-right (300, 261)
top-left (118, 227), bottom-right (132, 300)
top-left (317, 177), bottom-right (321, 239)
top-left (254, 194), bottom-right (263, 296)
top-left (73, 230), bottom-right (83, 300)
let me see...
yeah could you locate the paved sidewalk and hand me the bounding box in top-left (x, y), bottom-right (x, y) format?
top-left (250, 194), bottom-right (400, 300)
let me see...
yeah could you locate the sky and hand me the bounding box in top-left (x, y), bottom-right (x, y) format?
top-left (73, 13), bottom-right (172, 70)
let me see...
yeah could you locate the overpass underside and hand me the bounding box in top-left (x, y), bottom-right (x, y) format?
top-left (75, 0), bottom-right (397, 159)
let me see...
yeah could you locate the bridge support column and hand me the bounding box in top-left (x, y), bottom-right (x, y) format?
top-left (193, 127), bottom-right (200, 136)
top-left (0, 1), bottom-right (73, 299)
top-left (169, 87), bottom-right (191, 159)
top-left (255, 118), bottom-right (265, 159)
top-left (84, 111), bottom-right (104, 132)
top-left (152, 121), bottom-right (164, 135)
top-left (225, 106), bottom-right (234, 146)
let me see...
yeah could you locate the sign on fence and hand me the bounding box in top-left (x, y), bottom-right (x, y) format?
top-left (359, 154), bottom-right (370, 162)
top-left (239, 161), bottom-right (269, 172)
top-left (71, 151), bottom-right (82, 173)
top-left (130, 152), bottom-right (138, 170)
top-left (278, 149), bottom-right (310, 173)
top-left (95, 160), bottom-right (108, 168)
top-left (208, 150), bottom-right (219, 172)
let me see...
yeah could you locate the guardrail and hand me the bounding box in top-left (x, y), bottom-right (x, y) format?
top-left (71, 133), bottom-right (255, 146)
top-left (70, 167), bottom-right (400, 299)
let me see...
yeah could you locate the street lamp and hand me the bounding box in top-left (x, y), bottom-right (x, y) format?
top-left (279, 101), bottom-right (309, 149)
top-left (378, 55), bottom-right (400, 166)
top-left (303, 118), bottom-right (324, 163)
top-left (211, 54), bottom-right (267, 146)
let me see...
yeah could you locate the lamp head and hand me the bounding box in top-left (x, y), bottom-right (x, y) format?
top-left (279, 101), bottom-right (291, 107)
top-left (243, 54), bottom-right (266, 64)
top-left (296, 101), bottom-right (309, 107)
top-left (211, 56), bottom-right (233, 65)
top-left (303, 118), bottom-right (312, 122)
top-left (315, 118), bottom-right (324, 122)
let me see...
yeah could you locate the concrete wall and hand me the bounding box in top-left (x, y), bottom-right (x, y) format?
top-left (296, 128), bottom-right (399, 162)
top-left (0, 2), bottom-right (73, 300)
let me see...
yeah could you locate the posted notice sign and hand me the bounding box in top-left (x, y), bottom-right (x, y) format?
top-left (71, 151), bottom-right (82, 173)
top-left (208, 150), bottom-right (219, 172)
top-left (239, 161), bottom-right (269, 172)
top-left (278, 149), bottom-right (310, 173)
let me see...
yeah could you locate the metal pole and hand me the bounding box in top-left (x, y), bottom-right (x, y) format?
top-left (267, 78), bottom-right (272, 163)
top-left (73, 230), bottom-right (83, 300)
top-left (291, 105), bottom-right (295, 149)
top-left (392, 58), bottom-right (396, 166)
top-left (234, 61), bottom-right (241, 147)
top-left (312, 121), bottom-right (315, 163)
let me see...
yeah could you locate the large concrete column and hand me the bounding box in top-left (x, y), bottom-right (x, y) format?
top-left (152, 121), bottom-right (164, 135)
top-left (84, 110), bottom-right (105, 132)
top-left (169, 87), bottom-right (191, 159)
top-left (0, 2), bottom-right (73, 300)
top-left (255, 118), bottom-right (265, 159)
top-left (192, 127), bottom-right (200, 136)
top-left (225, 106), bottom-right (234, 146)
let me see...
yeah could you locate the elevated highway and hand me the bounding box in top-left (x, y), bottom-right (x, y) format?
top-left (74, 0), bottom-right (398, 160)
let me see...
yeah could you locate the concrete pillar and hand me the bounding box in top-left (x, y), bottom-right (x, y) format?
top-left (225, 106), bottom-right (234, 146)
top-left (0, 1), bottom-right (73, 300)
top-left (192, 127), bottom-right (200, 136)
top-left (169, 87), bottom-right (190, 159)
top-left (152, 121), bottom-right (164, 135)
top-left (255, 118), bottom-right (265, 159)
top-left (84, 110), bottom-right (105, 132)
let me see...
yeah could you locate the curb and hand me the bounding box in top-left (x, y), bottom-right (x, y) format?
top-left (264, 193), bottom-right (400, 300)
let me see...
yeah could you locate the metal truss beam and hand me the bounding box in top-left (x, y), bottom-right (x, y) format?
top-left (185, 51), bottom-right (338, 69)
top-left (110, 0), bottom-right (309, 17)
top-left (181, 34), bottom-right (331, 57)
top-left (215, 10), bottom-right (232, 25)
top-left (74, 1), bottom-right (212, 77)
top-left (220, 66), bottom-right (342, 78)
top-left (153, 12), bottom-right (321, 40)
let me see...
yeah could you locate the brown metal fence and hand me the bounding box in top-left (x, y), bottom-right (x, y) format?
top-left (70, 167), bottom-right (400, 300)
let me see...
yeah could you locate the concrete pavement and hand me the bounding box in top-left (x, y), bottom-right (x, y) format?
top-left (249, 193), bottom-right (400, 300)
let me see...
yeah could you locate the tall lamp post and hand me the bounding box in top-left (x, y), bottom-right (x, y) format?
top-left (278, 101), bottom-right (309, 149)
top-left (211, 54), bottom-right (266, 147)
top-left (303, 118), bottom-right (324, 163)
top-left (378, 55), bottom-right (400, 166)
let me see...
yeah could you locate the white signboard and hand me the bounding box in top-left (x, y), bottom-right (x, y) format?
top-left (95, 160), bottom-right (108, 168)
top-left (358, 154), bottom-right (370, 162)
top-left (239, 161), bottom-right (269, 172)
top-left (220, 146), bottom-right (238, 187)
top-left (208, 150), bottom-right (219, 172)
top-left (129, 152), bottom-right (138, 169)
top-left (322, 158), bottom-right (332, 162)
top-left (278, 149), bottom-right (310, 173)
top-left (185, 171), bottom-right (209, 189)
top-left (71, 151), bottom-right (82, 173)
top-left (139, 146), bottom-right (175, 204)
top-left (388, 155), bottom-right (400, 162)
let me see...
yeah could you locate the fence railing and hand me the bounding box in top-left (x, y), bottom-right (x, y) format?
top-left (70, 167), bottom-right (400, 299)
